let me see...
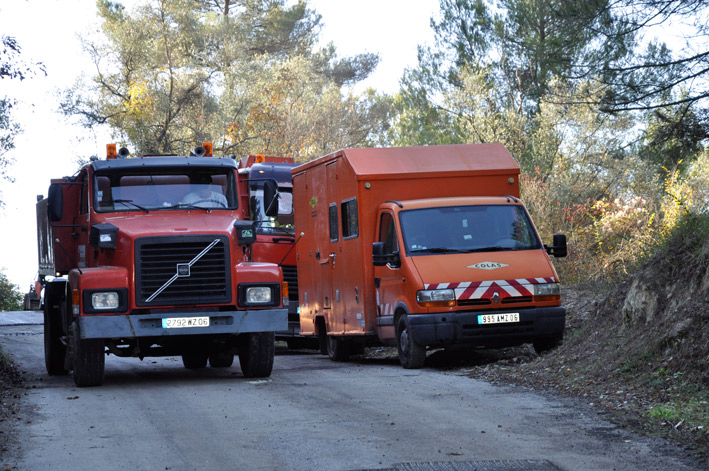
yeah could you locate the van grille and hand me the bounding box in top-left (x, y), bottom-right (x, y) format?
top-left (135, 236), bottom-right (231, 306)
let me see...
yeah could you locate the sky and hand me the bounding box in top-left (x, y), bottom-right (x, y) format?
top-left (0, 0), bottom-right (438, 290)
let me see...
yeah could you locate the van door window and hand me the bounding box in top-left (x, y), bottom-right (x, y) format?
top-left (378, 212), bottom-right (398, 254)
top-left (341, 198), bottom-right (358, 239)
top-left (329, 203), bottom-right (339, 242)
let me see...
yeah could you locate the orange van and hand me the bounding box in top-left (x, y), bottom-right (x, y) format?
top-left (291, 143), bottom-right (567, 368)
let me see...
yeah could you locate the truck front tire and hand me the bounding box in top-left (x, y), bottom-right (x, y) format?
top-left (43, 301), bottom-right (68, 376)
top-left (71, 322), bottom-right (105, 387)
top-left (182, 353), bottom-right (209, 369)
top-left (397, 315), bottom-right (426, 369)
top-left (238, 332), bottom-right (274, 378)
top-left (209, 353), bottom-right (234, 368)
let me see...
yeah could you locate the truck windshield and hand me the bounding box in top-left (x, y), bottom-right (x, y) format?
top-left (250, 187), bottom-right (294, 235)
top-left (399, 205), bottom-right (542, 255)
top-left (93, 169), bottom-right (237, 212)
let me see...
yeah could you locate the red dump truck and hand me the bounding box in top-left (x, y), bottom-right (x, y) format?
top-left (292, 143), bottom-right (567, 368)
top-left (37, 144), bottom-right (287, 386)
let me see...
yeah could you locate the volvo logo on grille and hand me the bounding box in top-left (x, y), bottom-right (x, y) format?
top-left (145, 238), bottom-right (221, 303)
top-left (177, 263), bottom-right (190, 277)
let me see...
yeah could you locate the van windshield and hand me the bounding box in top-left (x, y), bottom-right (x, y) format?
top-left (399, 205), bottom-right (542, 255)
top-left (93, 169), bottom-right (237, 212)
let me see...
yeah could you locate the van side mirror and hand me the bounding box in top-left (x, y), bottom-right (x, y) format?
top-left (373, 242), bottom-right (400, 267)
top-left (47, 183), bottom-right (63, 222)
top-left (263, 180), bottom-right (278, 217)
top-left (545, 233), bottom-right (567, 258)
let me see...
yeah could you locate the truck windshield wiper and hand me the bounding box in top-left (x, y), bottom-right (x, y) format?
top-left (165, 202), bottom-right (213, 212)
top-left (113, 199), bottom-right (149, 213)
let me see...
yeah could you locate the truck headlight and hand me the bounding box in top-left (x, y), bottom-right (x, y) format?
top-left (238, 284), bottom-right (280, 307)
top-left (533, 283), bottom-right (560, 301)
top-left (416, 289), bottom-right (456, 307)
top-left (92, 292), bottom-right (120, 309)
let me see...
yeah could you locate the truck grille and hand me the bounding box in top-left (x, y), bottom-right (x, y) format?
top-left (135, 236), bottom-right (231, 306)
top-left (282, 265), bottom-right (298, 302)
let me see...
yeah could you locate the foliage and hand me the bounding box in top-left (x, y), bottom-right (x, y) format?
top-left (0, 269), bottom-right (22, 312)
top-left (61, 0), bottom-right (387, 158)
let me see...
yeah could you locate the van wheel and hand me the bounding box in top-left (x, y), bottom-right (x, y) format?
top-left (182, 353), bottom-right (208, 369)
top-left (44, 300), bottom-right (67, 375)
top-left (71, 322), bottom-right (105, 387)
top-left (238, 332), bottom-right (275, 378)
top-left (209, 353), bottom-right (234, 368)
top-left (397, 315), bottom-right (425, 369)
top-left (327, 335), bottom-right (350, 362)
top-left (533, 335), bottom-right (562, 354)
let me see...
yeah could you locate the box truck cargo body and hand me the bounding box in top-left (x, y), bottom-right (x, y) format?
top-left (292, 143), bottom-right (567, 368)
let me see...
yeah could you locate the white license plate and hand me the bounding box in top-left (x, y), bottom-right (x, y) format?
top-left (478, 313), bottom-right (520, 325)
top-left (162, 316), bottom-right (210, 329)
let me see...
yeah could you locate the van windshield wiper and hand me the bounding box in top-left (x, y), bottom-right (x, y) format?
top-left (462, 246), bottom-right (514, 253)
top-left (409, 247), bottom-right (466, 254)
top-left (113, 199), bottom-right (149, 213)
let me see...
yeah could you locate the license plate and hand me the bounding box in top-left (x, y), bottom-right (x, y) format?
top-left (478, 313), bottom-right (520, 325)
top-left (162, 316), bottom-right (210, 328)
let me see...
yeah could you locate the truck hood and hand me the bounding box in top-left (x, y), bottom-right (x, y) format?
top-left (98, 212), bottom-right (238, 237)
top-left (409, 250), bottom-right (557, 301)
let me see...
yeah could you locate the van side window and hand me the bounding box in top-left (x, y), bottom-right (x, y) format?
top-left (378, 212), bottom-right (398, 253)
top-left (329, 203), bottom-right (339, 242)
top-left (341, 198), bottom-right (358, 239)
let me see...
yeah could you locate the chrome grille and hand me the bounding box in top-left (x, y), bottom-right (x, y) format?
top-left (135, 236), bottom-right (231, 306)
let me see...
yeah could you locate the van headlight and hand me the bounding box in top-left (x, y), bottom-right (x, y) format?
top-left (416, 289), bottom-right (456, 307)
top-left (532, 283), bottom-right (560, 301)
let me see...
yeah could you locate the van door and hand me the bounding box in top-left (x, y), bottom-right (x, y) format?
top-left (374, 211), bottom-right (403, 341)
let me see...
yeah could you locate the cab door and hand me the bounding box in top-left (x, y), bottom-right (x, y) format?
top-left (374, 210), bottom-right (404, 341)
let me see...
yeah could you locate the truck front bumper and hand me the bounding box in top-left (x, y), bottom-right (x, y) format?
top-left (78, 308), bottom-right (288, 339)
top-left (408, 306), bottom-right (565, 348)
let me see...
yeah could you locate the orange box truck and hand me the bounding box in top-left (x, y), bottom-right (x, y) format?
top-left (291, 143), bottom-right (567, 368)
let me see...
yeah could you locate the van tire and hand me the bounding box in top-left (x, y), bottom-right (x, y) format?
top-left (71, 322), bottom-right (105, 387)
top-left (238, 332), bottom-right (275, 378)
top-left (327, 335), bottom-right (350, 362)
top-left (397, 315), bottom-right (425, 369)
top-left (533, 335), bottom-right (562, 354)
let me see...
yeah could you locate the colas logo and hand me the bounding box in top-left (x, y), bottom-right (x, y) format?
top-left (468, 262), bottom-right (509, 270)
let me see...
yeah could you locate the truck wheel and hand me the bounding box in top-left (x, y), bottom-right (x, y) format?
top-left (71, 322), bottom-right (105, 387)
top-left (533, 335), bottom-right (562, 354)
top-left (209, 353), bottom-right (234, 368)
top-left (397, 315), bottom-right (425, 369)
top-left (182, 353), bottom-right (209, 369)
top-left (327, 335), bottom-right (350, 362)
top-left (43, 302), bottom-right (67, 375)
top-left (238, 332), bottom-right (275, 378)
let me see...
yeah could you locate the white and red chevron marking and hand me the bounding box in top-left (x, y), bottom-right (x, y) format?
top-left (425, 277), bottom-right (556, 300)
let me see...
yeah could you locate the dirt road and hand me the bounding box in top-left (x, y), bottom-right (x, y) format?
top-left (0, 311), bottom-right (702, 470)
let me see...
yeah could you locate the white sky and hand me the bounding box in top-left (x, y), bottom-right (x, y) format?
top-left (0, 0), bottom-right (438, 289)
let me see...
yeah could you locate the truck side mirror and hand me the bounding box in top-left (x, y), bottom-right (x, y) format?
top-left (234, 220), bottom-right (257, 246)
top-left (263, 180), bottom-right (278, 217)
top-left (545, 233), bottom-right (567, 258)
top-left (47, 183), bottom-right (63, 222)
top-left (372, 242), bottom-right (400, 267)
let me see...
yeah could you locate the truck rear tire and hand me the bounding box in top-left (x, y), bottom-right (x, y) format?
top-left (327, 335), bottom-right (350, 362)
top-left (182, 353), bottom-right (209, 369)
top-left (397, 315), bottom-right (426, 369)
top-left (71, 322), bottom-right (105, 387)
top-left (43, 302), bottom-right (68, 376)
top-left (238, 332), bottom-right (274, 378)
top-left (209, 353), bottom-right (234, 368)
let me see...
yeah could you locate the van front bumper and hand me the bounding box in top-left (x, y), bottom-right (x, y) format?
top-left (408, 306), bottom-right (565, 348)
top-left (78, 308), bottom-right (288, 339)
